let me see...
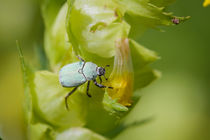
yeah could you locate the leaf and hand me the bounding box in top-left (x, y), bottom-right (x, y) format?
top-left (133, 67), bottom-right (161, 90)
top-left (103, 92), bottom-right (128, 114)
top-left (17, 41), bottom-right (33, 122)
top-left (29, 124), bottom-right (108, 140)
top-left (34, 71), bottom-right (85, 128)
top-left (114, 0), bottom-right (188, 39)
top-left (40, 0), bottom-right (66, 29)
top-left (43, 3), bottom-right (76, 71)
top-left (130, 39), bottom-right (159, 68)
top-left (29, 123), bottom-right (54, 140)
top-left (17, 42), bottom-right (54, 139)
top-left (66, 0), bottom-right (130, 58)
top-left (106, 117), bottom-right (153, 138)
top-left (149, 0), bottom-right (176, 7)
top-left (56, 127), bottom-right (107, 140)
top-left (129, 39), bottom-right (160, 90)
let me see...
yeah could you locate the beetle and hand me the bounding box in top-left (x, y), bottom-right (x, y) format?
top-left (59, 56), bottom-right (113, 110)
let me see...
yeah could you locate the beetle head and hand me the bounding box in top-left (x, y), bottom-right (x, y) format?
top-left (97, 67), bottom-right (106, 76)
top-left (97, 65), bottom-right (110, 76)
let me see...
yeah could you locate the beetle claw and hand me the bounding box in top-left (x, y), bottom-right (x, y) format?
top-left (87, 94), bottom-right (92, 97)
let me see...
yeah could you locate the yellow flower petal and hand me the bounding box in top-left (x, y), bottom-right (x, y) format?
top-left (203, 0), bottom-right (210, 7)
top-left (107, 38), bottom-right (134, 106)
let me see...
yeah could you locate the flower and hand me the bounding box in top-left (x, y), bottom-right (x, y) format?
top-left (203, 0), bottom-right (210, 7)
top-left (107, 38), bottom-right (133, 107)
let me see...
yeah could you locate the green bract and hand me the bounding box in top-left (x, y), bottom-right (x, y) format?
top-left (19, 0), bottom-right (188, 139)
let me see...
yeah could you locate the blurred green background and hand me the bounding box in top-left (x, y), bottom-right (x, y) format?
top-left (0, 0), bottom-right (209, 140)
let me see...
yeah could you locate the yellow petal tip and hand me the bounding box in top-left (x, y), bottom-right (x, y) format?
top-left (203, 0), bottom-right (210, 7)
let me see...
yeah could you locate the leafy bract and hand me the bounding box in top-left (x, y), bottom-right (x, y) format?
top-left (67, 0), bottom-right (130, 58)
top-left (130, 40), bottom-right (158, 68)
top-left (41, 0), bottom-right (66, 28)
top-left (42, 2), bottom-right (75, 71)
top-left (56, 127), bottom-right (107, 140)
top-left (34, 71), bottom-right (85, 128)
top-left (29, 123), bottom-right (53, 140)
top-left (149, 0), bottom-right (176, 7)
top-left (130, 40), bottom-right (160, 90)
top-left (115, 0), bottom-right (188, 39)
top-left (18, 44), bottom-right (53, 139)
top-left (17, 42), bottom-right (33, 122)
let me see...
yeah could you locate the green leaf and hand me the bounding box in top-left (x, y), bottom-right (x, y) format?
top-left (17, 41), bottom-right (33, 123)
top-left (40, 0), bottom-right (66, 29)
top-left (107, 116), bottom-right (153, 138)
top-left (130, 39), bottom-right (159, 68)
top-left (56, 127), bottom-right (107, 140)
top-left (43, 3), bottom-right (76, 71)
top-left (114, 0), bottom-right (188, 39)
top-left (34, 71), bottom-right (85, 128)
top-left (66, 0), bottom-right (130, 58)
top-left (29, 123), bottom-right (54, 140)
top-left (149, 0), bottom-right (176, 7)
top-left (103, 92), bottom-right (128, 114)
top-left (17, 42), bottom-right (54, 139)
top-left (28, 123), bottom-right (108, 140)
top-left (134, 67), bottom-right (161, 90)
top-left (129, 39), bottom-right (161, 90)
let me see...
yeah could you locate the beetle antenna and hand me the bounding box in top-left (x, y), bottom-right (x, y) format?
top-left (103, 65), bottom-right (110, 80)
top-left (104, 65), bottom-right (110, 69)
top-left (99, 76), bottom-right (102, 83)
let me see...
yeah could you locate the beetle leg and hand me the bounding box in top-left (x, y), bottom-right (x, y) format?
top-left (65, 87), bottom-right (78, 110)
top-left (86, 81), bottom-right (91, 97)
top-left (77, 55), bottom-right (85, 62)
top-left (99, 76), bottom-right (102, 84)
top-left (103, 75), bottom-right (108, 81)
top-left (93, 80), bottom-right (113, 89)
